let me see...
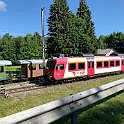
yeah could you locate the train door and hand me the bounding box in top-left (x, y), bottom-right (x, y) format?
top-left (121, 59), bottom-right (124, 71)
top-left (55, 63), bottom-right (65, 80)
top-left (87, 61), bottom-right (94, 76)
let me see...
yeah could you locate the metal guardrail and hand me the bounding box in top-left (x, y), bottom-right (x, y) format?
top-left (0, 79), bottom-right (124, 124)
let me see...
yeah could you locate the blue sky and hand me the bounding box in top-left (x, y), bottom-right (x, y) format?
top-left (0, 0), bottom-right (124, 37)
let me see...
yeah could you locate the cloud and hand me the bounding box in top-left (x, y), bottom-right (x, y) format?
top-left (0, 0), bottom-right (7, 11)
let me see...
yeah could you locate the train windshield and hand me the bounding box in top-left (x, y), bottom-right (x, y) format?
top-left (46, 60), bottom-right (56, 70)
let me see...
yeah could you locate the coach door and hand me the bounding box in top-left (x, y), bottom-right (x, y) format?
top-left (87, 61), bottom-right (94, 76)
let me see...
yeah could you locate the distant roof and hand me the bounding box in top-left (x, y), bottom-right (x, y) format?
top-left (0, 60), bottom-right (12, 65)
top-left (70, 53), bottom-right (94, 57)
top-left (118, 54), bottom-right (124, 56)
top-left (16, 59), bottom-right (48, 64)
top-left (81, 54), bottom-right (94, 57)
top-left (97, 49), bottom-right (113, 55)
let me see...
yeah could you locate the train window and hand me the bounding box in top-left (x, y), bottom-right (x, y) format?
top-left (46, 60), bottom-right (56, 70)
top-left (88, 62), bottom-right (90, 68)
top-left (92, 62), bottom-right (94, 68)
top-left (104, 61), bottom-right (108, 67)
top-left (122, 60), bottom-right (124, 65)
top-left (39, 64), bottom-right (43, 69)
top-left (97, 62), bottom-right (102, 68)
top-left (78, 63), bottom-right (85, 69)
top-left (29, 64), bottom-right (36, 70)
top-left (0, 66), bottom-right (4, 73)
top-left (69, 63), bottom-right (76, 70)
top-left (60, 64), bottom-right (64, 70)
top-left (116, 61), bottom-right (120, 66)
top-left (110, 61), bottom-right (114, 66)
top-left (56, 64), bottom-right (64, 70)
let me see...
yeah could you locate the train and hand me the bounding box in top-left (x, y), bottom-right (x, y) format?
top-left (0, 60), bottom-right (12, 83)
top-left (44, 55), bottom-right (124, 82)
top-left (1, 54), bottom-right (124, 84)
top-left (0, 59), bottom-right (48, 84)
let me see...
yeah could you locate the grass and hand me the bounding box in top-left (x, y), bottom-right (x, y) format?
top-left (0, 74), bottom-right (124, 123)
top-left (5, 65), bottom-right (21, 71)
top-left (53, 96), bottom-right (124, 124)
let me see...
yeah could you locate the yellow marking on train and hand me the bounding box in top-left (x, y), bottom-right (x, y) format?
top-left (68, 59), bottom-right (85, 63)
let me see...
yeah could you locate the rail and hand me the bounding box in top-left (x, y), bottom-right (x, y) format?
top-left (0, 78), bottom-right (124, 124)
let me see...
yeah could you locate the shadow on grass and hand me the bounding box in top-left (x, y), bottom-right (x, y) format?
top-left (52, 91), bottom-right (124, 124)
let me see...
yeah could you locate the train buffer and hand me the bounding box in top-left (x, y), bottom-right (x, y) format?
top-left (0, 85), bottom-right (8, 98)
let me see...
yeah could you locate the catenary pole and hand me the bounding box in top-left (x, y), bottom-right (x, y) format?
top-left (41, 8), bottom-right (45, 71)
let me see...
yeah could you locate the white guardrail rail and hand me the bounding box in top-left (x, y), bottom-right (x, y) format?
top-left (0, 78), bottom-right (124, 124)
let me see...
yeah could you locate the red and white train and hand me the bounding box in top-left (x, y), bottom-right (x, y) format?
top-left (44, 55), bottom-right (124, 82)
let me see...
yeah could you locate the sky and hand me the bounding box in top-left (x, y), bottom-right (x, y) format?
top-left (0, 0), bottom-right (124, 37)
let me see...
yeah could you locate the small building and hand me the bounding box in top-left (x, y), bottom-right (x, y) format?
top-left (96, 49), bottom-right (118, 56)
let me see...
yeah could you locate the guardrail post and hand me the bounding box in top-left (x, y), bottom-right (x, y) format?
top-left (71, 111), bottom-right (78, 124)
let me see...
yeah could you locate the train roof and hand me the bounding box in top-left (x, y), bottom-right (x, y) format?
top-left (0, 60), bottom-right (12, 65)
top-left (48, 56), bottom-right (121, 61)
top-left (16, 59), bottom-right (48, 64)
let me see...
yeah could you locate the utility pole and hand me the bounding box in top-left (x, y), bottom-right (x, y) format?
top-left (41, 8), bottom-right (45, 71)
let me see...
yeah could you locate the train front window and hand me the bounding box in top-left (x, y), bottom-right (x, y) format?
top-left (56, 64), bottom-right (64, 70)
top-left (46, 60), bottom-right (56, 70)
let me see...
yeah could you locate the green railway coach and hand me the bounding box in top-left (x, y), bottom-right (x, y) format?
top-left (0, 60), bottom-right (12, 83)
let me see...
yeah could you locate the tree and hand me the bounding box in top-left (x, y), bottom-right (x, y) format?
top-left (47, 0), bottom-right (71, 56)
top-left (77, 0), bottom-right (98, 53)
top-left (105, 32), bottom-right (124, 53)
top-left (97, 35), bottom-right (108, 49)
top-left (1, 33), bottom-right (16, 62)
top-left (31, 32), bottom-right (42, 59)
top-left (0, 37), bottom-right (3, 60)
top-left (14, 36), bottom-right (26, 60)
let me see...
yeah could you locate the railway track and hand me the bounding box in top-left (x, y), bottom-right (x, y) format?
top-left (6, 85), bottom-right (47, 94)
top-left (1, 73), bottom-right (123, 97)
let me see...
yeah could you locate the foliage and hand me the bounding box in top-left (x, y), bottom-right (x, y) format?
top-left (1, 33), bottom-right (16, 62)
top-left (47, 0), bottom-right (98, 57)
top-left (97, 35), bottom-right (108, 49)
top-left (77, 0), bottom-right (98, 53)
top-left (0, 32), bottom-right (43, 63)
top-left (47, 0), bottom-right (71, 56)
top-left (97, 32), bottom-right (124, 53)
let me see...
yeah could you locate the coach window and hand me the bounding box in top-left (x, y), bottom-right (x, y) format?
top-left (116, 60), bottom-right (120, 66)
top-left (110, 61), bottom-right (114, 67)
top-left (31, 64), bottom-right (36, 70)
top-left (104, 61), bottom-right (108, 67)
top-left (0, 66), bottom-right (4, 73)
top-left (78, 63), bottom-right (85, 69)
top-left (69, 63), bottom-right (76, 70)
top-left (39, 64), bottom-right (43, 69)
top-left (97, 62), bottom-right (102, 68)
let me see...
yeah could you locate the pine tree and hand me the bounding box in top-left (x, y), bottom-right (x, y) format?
top-left (77, 0), bottom-right (98, 53)
top-left (47, 0), bottom-right (71, 56)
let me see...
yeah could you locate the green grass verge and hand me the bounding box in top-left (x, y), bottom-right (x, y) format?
top-left (53, 92), bottom-right (124, 124)
top-left (0, 74), bottom-right (124, 124)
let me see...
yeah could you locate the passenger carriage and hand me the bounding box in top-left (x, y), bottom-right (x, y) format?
top-left (44, 55), bottom-right (124, 82)
top-left (16, 59), bottom-right (47, 80)
top-left (0, 60), bottom-right (12, 83)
